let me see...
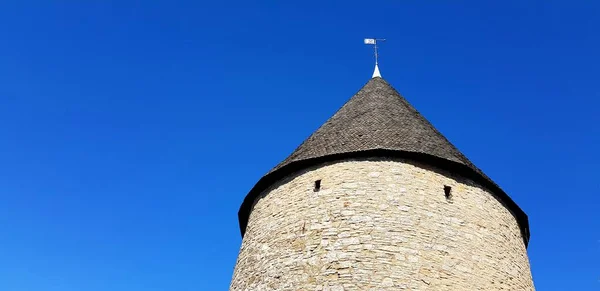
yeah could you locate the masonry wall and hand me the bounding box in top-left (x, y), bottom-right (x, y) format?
top-left (230, 158), bottom-right (534, 290)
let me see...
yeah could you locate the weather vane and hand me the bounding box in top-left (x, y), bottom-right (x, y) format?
top-left (364, 38), bottom-right (386, 78)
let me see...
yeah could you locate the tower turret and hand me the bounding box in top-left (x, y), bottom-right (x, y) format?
top-left (230, 75), bottom-right (534, 290)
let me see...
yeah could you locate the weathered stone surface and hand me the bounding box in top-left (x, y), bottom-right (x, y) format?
top-left (230, 158), bottom-right (534, 290)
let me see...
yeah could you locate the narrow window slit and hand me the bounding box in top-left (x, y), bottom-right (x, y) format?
top-left (314, 180), bottom-right (322, 192)
top-left (444, 185), bottom-right (452, 200)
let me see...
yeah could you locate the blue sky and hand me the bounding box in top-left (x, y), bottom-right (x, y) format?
top-left (0, 1), bottom-right (598, 290)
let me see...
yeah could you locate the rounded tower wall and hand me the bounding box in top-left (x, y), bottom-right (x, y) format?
top-left (230, 157), bottom-right (534, 290)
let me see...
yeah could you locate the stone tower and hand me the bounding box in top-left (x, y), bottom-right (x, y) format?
top-left (230, 73), bottom-right (534, 290)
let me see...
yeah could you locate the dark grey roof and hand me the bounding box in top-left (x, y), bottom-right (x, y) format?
top-left (238, 77), bottom-right (529, 246)
top-left (270, 77), bottom-right (477, 173)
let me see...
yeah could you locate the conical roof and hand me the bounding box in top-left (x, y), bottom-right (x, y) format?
top-left (238, 77), bottom-right (529, 246)
top-left (270, 77), bottom-right (476, 174)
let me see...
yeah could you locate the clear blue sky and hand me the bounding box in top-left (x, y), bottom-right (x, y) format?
top-left (0, 1), bottom-right (598, 290)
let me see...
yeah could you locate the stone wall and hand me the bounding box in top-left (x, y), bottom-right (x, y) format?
top-left (230, 158), bottom-right (534, 290)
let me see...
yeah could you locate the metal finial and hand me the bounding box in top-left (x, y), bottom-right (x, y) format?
top-left (372, 64), bottom-right (381, 78)
top-left (364, 38), bottom-right (386, 78)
